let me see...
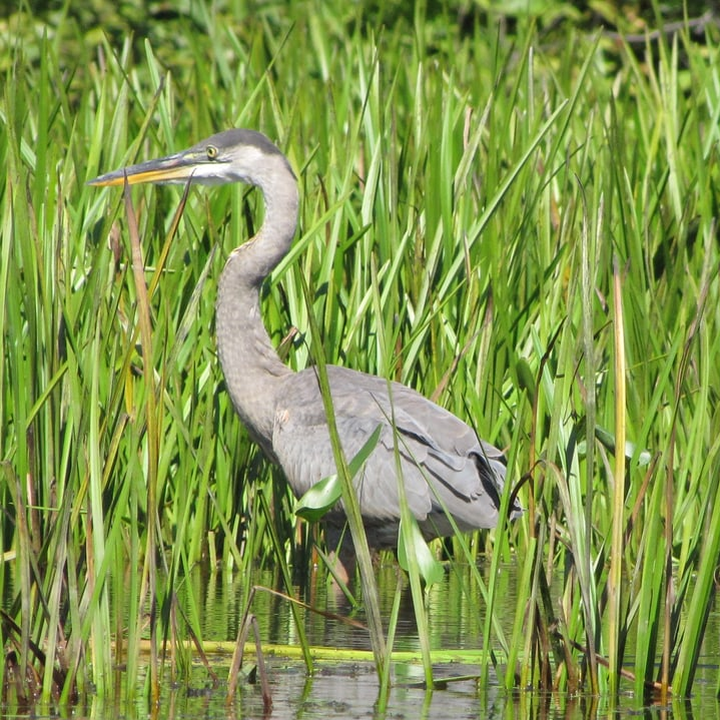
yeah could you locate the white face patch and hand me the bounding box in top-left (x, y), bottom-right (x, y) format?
top-left (200, 145), bottom-right (281, 191)
top-left (228, 145), bottom-right (278, 186)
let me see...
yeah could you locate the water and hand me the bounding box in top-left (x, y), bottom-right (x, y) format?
top-left (2, 560), bottom-right (718, 719)
top-left (192, 561), bottom-right (516, 653)
top-left (167, 561), bottom-right (718, 719)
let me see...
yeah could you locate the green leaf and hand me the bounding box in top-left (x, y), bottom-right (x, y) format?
top-left (295, 424), bottom-right (383, 521)
top-left (593, 425), bottom-right (652, 466)
top-left (295, 473), bottom-right (343, 521)
top-left (347, 423), bottom-right (383, 477)
top-left (397, 515), bottom-right (445, 587)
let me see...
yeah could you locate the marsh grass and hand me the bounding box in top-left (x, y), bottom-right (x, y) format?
top-left (1, 1), bottom-right (719, 708)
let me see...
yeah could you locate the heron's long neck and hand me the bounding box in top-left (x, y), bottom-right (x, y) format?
top-left (216, 160), bottom-right (298, 453)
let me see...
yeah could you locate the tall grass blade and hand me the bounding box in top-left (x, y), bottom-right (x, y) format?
top-left (256, 490), bottom-right (313, 674)
top-left (122, 181), bottom-right (160, 702)
top-left (669, 252), bottom-right (718, 695)
top-left (580, 185), bottom-right (601, 690)
top-left (298, 273), bottom-right (388, 680)
top-left (607, 258), bottom-right (627, 696)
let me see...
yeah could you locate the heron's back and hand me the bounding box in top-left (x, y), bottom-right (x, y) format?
top-left (271, 365), bottom-right (519, 547)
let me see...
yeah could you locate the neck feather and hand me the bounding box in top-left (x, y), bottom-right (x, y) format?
top-left (215, 153), bottom-right (298, 451)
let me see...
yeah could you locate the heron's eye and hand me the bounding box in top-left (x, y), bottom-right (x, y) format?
top-left (206, 145), bottom-right (219, 160)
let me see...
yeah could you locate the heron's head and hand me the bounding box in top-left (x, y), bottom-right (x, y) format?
top-left (88, 129), bottom-right (293, 188)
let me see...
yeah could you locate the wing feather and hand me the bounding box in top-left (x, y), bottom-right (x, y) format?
top-left (271, 364), bottom-right (517, 545)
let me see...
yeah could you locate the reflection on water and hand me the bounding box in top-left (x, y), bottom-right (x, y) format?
top-left (193, 559), bottom-right (520, 652)
top-left (39, 656), bottom-right (710, 720)
top-left (2, 559), bottom-right (718, 719)
top-left (165, 560), bottom-right (718, 719)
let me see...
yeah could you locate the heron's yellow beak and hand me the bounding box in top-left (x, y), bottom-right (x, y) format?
top-left (88, 151), bottom-right (202, 187)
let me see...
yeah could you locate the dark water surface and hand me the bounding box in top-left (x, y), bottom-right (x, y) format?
top-left (160, 560), bottom-right (718, 719)
top-left (2, 560), bottom-right (718, 719)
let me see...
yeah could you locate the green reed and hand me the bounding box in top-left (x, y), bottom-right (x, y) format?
top-left (1, 1), bottom-right (719, 708)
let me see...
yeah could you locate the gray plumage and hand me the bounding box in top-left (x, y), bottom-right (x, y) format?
top-left (90, 129), bottom-right (522, 555)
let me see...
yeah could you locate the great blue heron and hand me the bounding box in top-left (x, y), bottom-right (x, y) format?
top-left (90, 129), bottom-right (522, 576)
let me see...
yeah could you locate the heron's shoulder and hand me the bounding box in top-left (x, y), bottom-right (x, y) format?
top-left (282, 365), bottom-right (484, 450)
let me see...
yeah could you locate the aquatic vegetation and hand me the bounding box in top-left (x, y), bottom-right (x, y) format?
top-left (1, 1), bottom-right (719, 710)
